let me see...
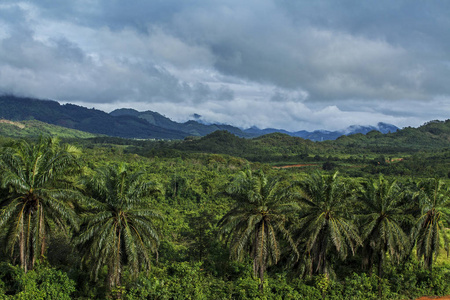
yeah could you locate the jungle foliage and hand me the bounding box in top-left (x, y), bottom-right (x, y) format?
top-left (0, 122), bottom-right (449, 299)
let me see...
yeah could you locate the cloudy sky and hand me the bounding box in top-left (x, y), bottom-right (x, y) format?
top-left (0, 1), bottom-right (449, 131)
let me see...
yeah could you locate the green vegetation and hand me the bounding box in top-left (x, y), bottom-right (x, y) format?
top-left (0, 137), bottom-right (81, 272)
top-left (75, 163), bottom-right (163, 295)
top-left (357, 176), bottom-right (411, 298)
top-left (412, 178), bottom-right (450, 272)
top-left (0, 119), bottom-right (100, 139)
top-left (0, 120), bottom-right (449, 299)
top-left (218, 170), bottom-right (298, 293)
top-left (0, 95), bottom-right (246, 139)
top-left (294, 172), bottom-right (361, 278)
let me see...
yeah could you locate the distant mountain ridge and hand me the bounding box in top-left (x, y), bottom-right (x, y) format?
top-left (0, 95), bottom-right (398, 140)
top-left (0, 96), bottom-right (187, 139)
top-left (243, 122), bottom-right (398, 141)
top-left (167, 119), bottom-right (450, 161)
top-left (109, 107), bottom-right (399, 140)
top-left (110, 108), bottom-right (252, 137)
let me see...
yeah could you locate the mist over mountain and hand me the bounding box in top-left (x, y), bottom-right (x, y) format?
top-left (0, 95), bottom-right (399, 140)
top-left (111, 107), bottom-right (399, 141)
top-left (110, 108), bottom-right (253, 138)
top-left (243, 123), bottom-right (398, 141)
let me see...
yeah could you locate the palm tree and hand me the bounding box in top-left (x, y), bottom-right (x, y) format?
top-left (218, 170), bottom-right (298, 293)
top-left (74, 163), bottom-right (163, 294)
top-left (358, 175), bottom-right (411, 298)
top-left (0, 137), bottom-right (81, 272)
top-left (295, 172), bottom-right (361, 277)
top-left (412, 178), bottom-right (450, 272)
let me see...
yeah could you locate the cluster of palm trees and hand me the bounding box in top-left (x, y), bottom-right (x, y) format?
top-left (0, 137), bottom-right (449, 297)
top-left (218, 170), bottom-right (450, 294)
top-left (0, 137), bottom-right (162, 295)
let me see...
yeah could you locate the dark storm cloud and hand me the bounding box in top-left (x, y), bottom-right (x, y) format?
top-left (0, 0), bottom-right (449, 130)
top-left (206, 3), bottom-right (447, 101)
top-left (102, 0), bottom-right (448, 102)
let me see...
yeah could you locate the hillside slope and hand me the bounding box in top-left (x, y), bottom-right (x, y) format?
top-left (110, 108), bottom-right (251, 137)
top-left (168, 120), bottom-right (450, 161)
top-left (0, 119), bottom-right (100, 138)
top-left (334, 119), bottom-right (450, 152)
top-left (1, 95), bottom-right (401, 141)
top-left (0, 95), bottom-right (187, 139)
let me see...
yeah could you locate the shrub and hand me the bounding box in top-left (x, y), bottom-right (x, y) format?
top-left (0, 262), bottom-right (75, 300)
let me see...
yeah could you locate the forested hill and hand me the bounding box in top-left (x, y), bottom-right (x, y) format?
top-left (0, 95), bottom-right (189, 139)
top-left (165, 120), bottom-right (450, 161)
top-left (0, 95), bottom-right (250, 139)
top-left (0, 119), bottom-right (100, 139)
top-left (110, 108), bottom-right (252, 137)
top-left (172, 131), bottom-right (320, 161)
top-left (334, 119), bottom-right (450, 152)
top-left (1, 95), bottom-right (400, 141)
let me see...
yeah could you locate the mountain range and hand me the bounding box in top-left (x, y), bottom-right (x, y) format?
top-left (0, 95), bottom-right (398, 140)
top-left (243, 122), bottom-right (398, 141)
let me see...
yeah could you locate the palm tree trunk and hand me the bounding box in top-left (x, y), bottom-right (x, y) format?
top-left (107, 229), bottom-right (122, 299)
top-left (362, 244), bottom-right (373, 274)
top-left (425, 252), bottom-right (433, 272)
top-left (27, 212), bottom-right (33, 271)
top-left (39, 205), bottom-right (46, 260)
top-left (369, 248), bottom-right (374, 276)
top-left (253, 222), bottom-right (266, 294)
top-left (253, 232), bottom-right (258, 278)
top-left (429, 252), bottom-right (433, 274)
top-left (259, 221), bottom-right (265, 293)
top-left (259, 265), bottom-right (264, 293)
top-left (19, 214), bottom-right (26, 272)
top-left (378, 252), bottom-right (383, 299)
top-left (115, 230), bottom-right (122, 299)
top-left (317, 229), bottom-right (328, 276)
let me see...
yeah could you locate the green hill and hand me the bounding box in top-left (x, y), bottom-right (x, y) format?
top-left (0, 119), bottom-right (100, 139)
top-left (1, 95), bottom-right (250, 139)
top-left (171, 131), bottom-right (327, 162)
top-left (0, 95), bottom-right (187, 139)
top-left (162, 120), bottom-right (450, 162)
top-left (110, 108), bottom-right (252, 137)
top-left (334, 119), bottom-right (450, 153)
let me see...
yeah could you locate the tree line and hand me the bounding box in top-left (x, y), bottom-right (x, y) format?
top-left (0, 137), bottom-right (449, 299)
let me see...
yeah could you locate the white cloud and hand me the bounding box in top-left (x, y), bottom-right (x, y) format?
top-left (0, 0), bottom-right (449, 131)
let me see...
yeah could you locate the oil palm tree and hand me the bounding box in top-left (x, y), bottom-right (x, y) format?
top-left (358, 175), bottom-right (411, 298)
top-left (218, 170), bottom-right (299, 292)
top-left (412, 178), bottom-right (450, 272)
top-left (74, 163), bottom-right (163, 294)
top-left (0, 137), bottom-right (81, 272)
top-left (295, 172), bottom-right (361, 277)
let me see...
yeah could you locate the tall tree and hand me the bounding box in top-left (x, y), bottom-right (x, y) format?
top-left (218, 170), bottom-right (298, 293)
top-left (412, 178), bottom-right (450, 272)
top-left (358, 175), bottom-right (411, 298)
top-left (0, 137), bottom-right (81, 272)
top-left (295, 172), bottom-right (361, 277)
top-left (74, 163), bottom-right (163, 294)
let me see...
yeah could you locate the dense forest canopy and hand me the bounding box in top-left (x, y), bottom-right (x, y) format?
top-left (0, 120), bottom-right (449, 299)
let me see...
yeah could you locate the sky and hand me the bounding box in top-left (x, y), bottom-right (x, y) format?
top-left (0, 1), bottom-right (449, 131)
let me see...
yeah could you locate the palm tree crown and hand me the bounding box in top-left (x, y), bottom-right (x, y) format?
top-left (295, 172), bottom-right (361, 277)
top-left (0, 137), bottom-right (81, 272)
top-left (412, 178), bottom-right (450, 271)
top-left (218, 170), bottom-right (298, 292)
top-left (358, 175), bottom-right (411, 272)
top-left (358, 175), bottom-right (412, 298)
top-left (75, 163), bottom-right (163, 291)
